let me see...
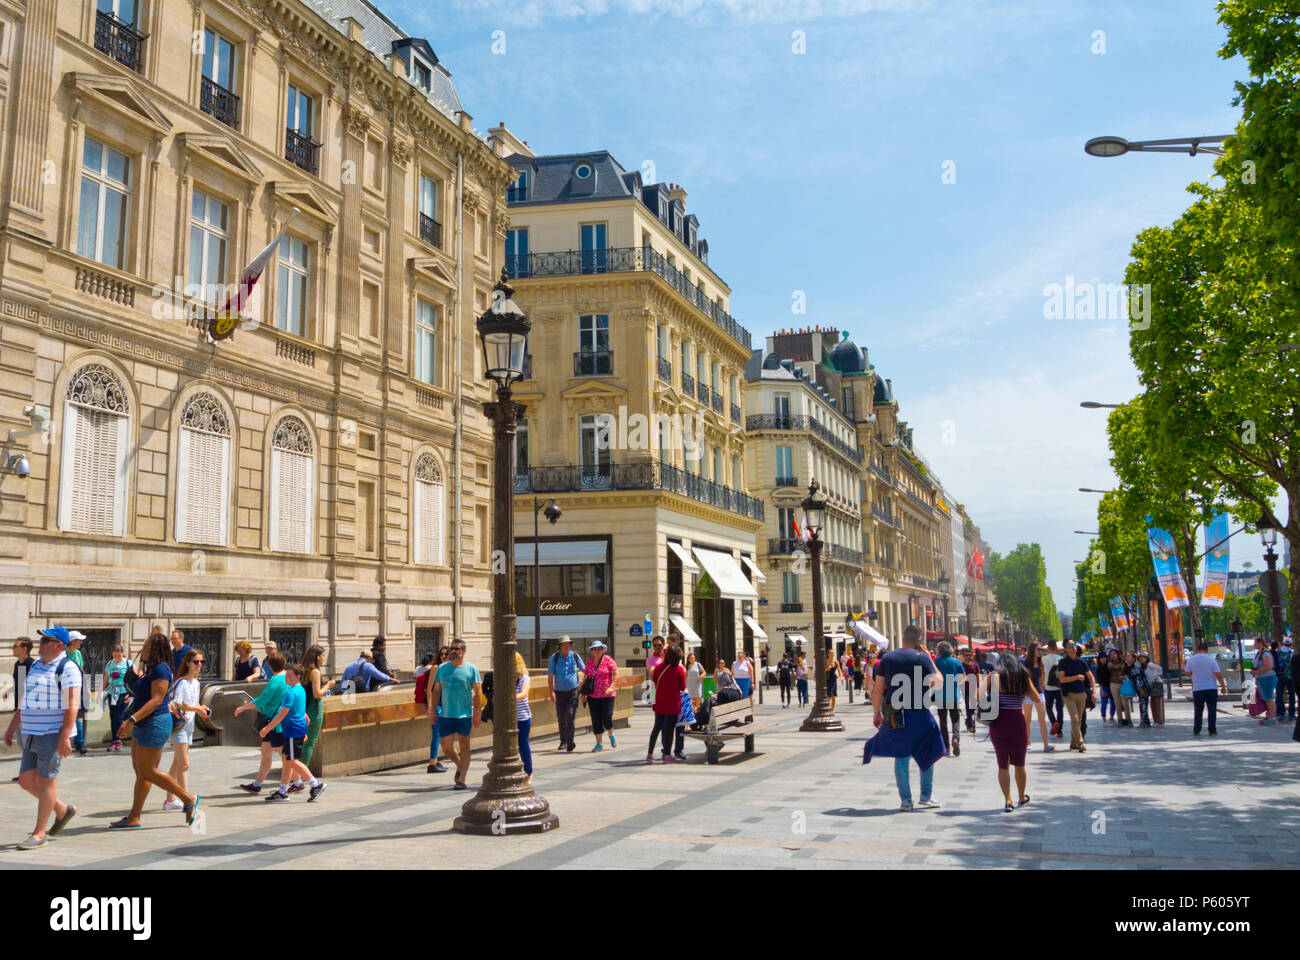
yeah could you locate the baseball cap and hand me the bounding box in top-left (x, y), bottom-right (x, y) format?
top-left (37, 626), bottom-right (72, 645)
top-left (68, 630), bottom-right (87, 642)
top-left (1285, 637), bottom-right (1294, 646)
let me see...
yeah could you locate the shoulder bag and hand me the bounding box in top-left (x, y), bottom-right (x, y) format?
top-left (579, 655), bottom-right (601, 697)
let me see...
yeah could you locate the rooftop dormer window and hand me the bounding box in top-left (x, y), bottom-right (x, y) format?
top-left (413, 60), bottom-right (432, 91)
top-left (570, 161), bottom-right (596, 197)
top-left (507, 170), bottom-right (529, 202)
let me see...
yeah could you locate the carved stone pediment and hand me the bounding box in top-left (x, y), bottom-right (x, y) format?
top-left (65, 73), bottom-right (172, 136)
top-left (177, 132), bottom-right (263, 183)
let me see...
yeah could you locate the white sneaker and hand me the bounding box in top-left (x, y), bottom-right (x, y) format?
top-left (162, 799), bottom-right (183, 811)
top-left (916, 798), bottom-right (941, 809)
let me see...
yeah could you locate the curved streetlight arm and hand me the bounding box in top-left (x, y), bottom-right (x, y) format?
top-left (1124, 136), bottom-right (1227, 156)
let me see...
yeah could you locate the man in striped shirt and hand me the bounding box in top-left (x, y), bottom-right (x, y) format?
top-left (3, 626), bottom-right (81, 850)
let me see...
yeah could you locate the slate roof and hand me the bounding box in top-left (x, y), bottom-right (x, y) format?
top-left (505, 152), bottom-right (640, 204)
top-left (298, 0), bottom-right (463, 118)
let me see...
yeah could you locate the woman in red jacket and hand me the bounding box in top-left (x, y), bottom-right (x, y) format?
top-left (647, 646), bottom-right (687, 764)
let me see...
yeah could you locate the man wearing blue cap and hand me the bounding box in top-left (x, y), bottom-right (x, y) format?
top-left (3, 626), bottom-right (81, 850)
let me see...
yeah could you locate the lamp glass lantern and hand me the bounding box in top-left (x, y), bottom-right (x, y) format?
top-left (476, 270), bottom-right (531, 389)
top-left (800, 480), bottom-right (827, 536)
top-left (1258, 512), bottom-right (1278, 548)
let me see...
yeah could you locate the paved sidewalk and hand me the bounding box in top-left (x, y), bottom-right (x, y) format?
top-left (1, 695), bottom-right (1295, 869)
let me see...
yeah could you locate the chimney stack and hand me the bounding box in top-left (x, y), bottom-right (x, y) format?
top-left (669, 183), bottom-right (687, 209)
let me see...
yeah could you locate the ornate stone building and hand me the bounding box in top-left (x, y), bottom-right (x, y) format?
top-left (0, 0), bottom-right (517, 680)
top-left (489, 126), bottom-right (764, 670)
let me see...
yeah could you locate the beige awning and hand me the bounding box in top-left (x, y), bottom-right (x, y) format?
top-left (740, 555), bottom-right (767, 583)
top-left (668, 614), bottom-right (704, 647)
top-left (742, 615), bottom-right (768, 639)
top-left (667, 541), bottom-right (700, 575)
top-left (692, 547), bottom-right (759, 601)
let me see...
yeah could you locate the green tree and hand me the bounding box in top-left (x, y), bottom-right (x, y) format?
top-left (988, 543), bottom-right (1059, 643)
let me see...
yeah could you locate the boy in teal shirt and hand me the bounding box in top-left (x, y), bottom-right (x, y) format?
top-left (233, 651), bottom-right (287, 793)
top-left (260, 665), bottom-right (325, 802)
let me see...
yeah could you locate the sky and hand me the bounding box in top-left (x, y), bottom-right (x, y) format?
top-left (380, 0), bottom-right (1275, 615)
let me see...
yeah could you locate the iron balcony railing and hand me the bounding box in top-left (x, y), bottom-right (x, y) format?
top-left (710, 390), bottom-right (723, 414)
top-left (284, 128), bottom-right (321, 175)
top-left (419, 213), bottom-right (442, 247)
top-left (696, 380), bottom-right (709, 403)
top-left (505, 246), bottom-right (752, 350)
top-left (827, 544), bottom-right (865, 566)
top-left (731, 403), bottom-right (741, 423)
top-left (744, 414), bottom-right (863, 464)
top-left (781, 602), bottom-right (803, 613)
top-left (871, 504), bottom-right (895, 526)
top-left (513, 459), bottom-right (764, 521)
top-left (775, 476), bottom-right (799, 487)
top-left (904, 488), bottom-right (933, 513)
top-left (656, 356), bottom-right (672, 383)
top-left (574, 349), bottom-right (613, 376)
top-left (680, 371), bottom-right (695, 397)
top-left (868, 460), bottom-right (893, 486)
top-left (200, 76), bottom-right (240, 128)
top-left (95, 10), bottom-right (147, 71)
top-left (768, 538), bottom-right (802, 555)
top-left (504, 252), bottom-right (529, 277)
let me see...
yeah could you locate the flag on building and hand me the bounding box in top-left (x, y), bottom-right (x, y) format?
top-left (208, 230), bottom-right (287, 341)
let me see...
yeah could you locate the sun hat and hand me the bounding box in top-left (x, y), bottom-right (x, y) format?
top-left (557, 635), bottom-right (573, 645)
top-left (588, 640), bottom-right (607, 650)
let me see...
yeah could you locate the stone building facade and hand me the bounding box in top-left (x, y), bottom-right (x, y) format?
top-left (0, 0), bottom-right (517, 681)
top-left (491, 127), bottom-right (763, 670)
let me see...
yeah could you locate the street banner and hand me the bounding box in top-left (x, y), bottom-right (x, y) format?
top-left (1146, 525), bottom-right (1190, 609)
top-left (1110, 596), bottom-right (1129, 631)
top-left (1201, 512), bottom-right (1230, 608)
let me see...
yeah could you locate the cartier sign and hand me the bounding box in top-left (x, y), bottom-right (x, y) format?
top-left (539, 600), bottom-right (574, 612)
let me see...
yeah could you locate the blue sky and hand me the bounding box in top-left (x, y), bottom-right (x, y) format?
top-left (382, 0), bottom-right (1270, 616)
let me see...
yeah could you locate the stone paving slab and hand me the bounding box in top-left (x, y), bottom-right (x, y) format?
top-left (1, 696), bottom-right (1296, 869)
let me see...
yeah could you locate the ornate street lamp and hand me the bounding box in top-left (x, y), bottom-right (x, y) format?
top-left (963, 587), bottom-right (975, 651)
top-left (455, 270), bottom-right (558, 836)
top-left (938, 569), bottom-right (950, 636)
top-left (799, 480), bottom-right (842, 732)
top-left (1258, 512), bottom-right (1287, 644)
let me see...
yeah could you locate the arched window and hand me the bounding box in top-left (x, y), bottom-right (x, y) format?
top-left (269, 415), bottom-right (314, 553)
top-left (59, 363), bottom-right (130, 536)
top-left (175, 394), bottom-right (231, 546)
top-left (412, 451), bottom-right (445, 566)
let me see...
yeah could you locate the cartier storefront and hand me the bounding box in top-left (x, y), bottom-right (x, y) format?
top-left (515, 536), bottom-right (615, 666)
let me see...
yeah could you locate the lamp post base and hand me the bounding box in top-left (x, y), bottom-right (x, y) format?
top-left (453, 763), bottom-right (559, 835)
top-left (800, 703), bottom-right (844, 733)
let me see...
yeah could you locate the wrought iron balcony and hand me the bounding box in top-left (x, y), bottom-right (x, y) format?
top-left (656, 357), bottom-right (672, 384)
top-left (904, 488), bottom-right (934, 513)
top-left (512, 459), bottom-right (764, 521)
top-left (781, 602), bottom-right (803, 613)
top-left (744, 414), bottom-right (862, 463)
top-left (768, 537), bottom-right (802, 555)
top-left (710, 389), bottom-right (723, 414)
top-left (775, 476), bottom-right (799, 487)
top-left (504, 252), bottom-right (529, 277)
top-left (731, 403), bottom-right (741, 423)
top-left (419, 212), bottom-right (442, 248)
top-left (827, 544), bottom-right (865, 566)
top-left (200, 76), bottom-right (240, 128)
top-left (285, 128), bottom-right (321, 175)
top-left (502, 246), bottom-right (751, 350)
top-left (95, 11), bottom-right (147, 71)
top-left (680, 371), bottom-right (695, 397)
top-left (696, 380), bottom-right (709, 403)
top-left (574, 349), bottom-right (612, 377)
top-left (868, 460), bottom-right (893, 486)
top-left (870, 504), bottom-right (895, 527)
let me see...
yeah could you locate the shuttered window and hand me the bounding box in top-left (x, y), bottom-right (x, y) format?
top-left (412, 452), bottom-right (444, 566)
top-left (59, 364), bottom-right (130, 537)
top-left (268, 416), bottom-right (314, 554)
top-left (175, 395), bottom-right (231, 546)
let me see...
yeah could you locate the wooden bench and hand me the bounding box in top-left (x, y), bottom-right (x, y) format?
top-left (683, 698), bottom-right (777, 763)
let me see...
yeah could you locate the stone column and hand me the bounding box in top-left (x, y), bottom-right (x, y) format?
top-left (3, 0), bottom-right (58, 238)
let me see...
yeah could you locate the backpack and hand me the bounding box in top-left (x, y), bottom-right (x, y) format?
top-left (414, 671), bottom-right (429, 705)
top-left (1047, 661), bottom-right (1060, 687)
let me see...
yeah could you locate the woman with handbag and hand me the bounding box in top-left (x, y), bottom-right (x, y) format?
top-left (1130, 653), bottom-right (1154, 727)
top-left (111, 632), bottom-right (200, 829)
top-left (1020, 642), bottom-right (1054, 753)
top-left (582, 640), bottom-right (618, 752)
top-left (163, 649), bottom-right (208, 811)
top-left (1144, 654), bottom-right (1165, 727)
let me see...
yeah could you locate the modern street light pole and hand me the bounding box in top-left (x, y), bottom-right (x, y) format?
top-left (455, 270), bottom-right (557, 836)
top-left (963, 587), bottom-right (975, 652)
top-left (1259, 513), bottom-right (1287, 644)
top-left (1083, 135), bottom-right (1228, 158)
top-left (800, 480), bottom-right (842, 733)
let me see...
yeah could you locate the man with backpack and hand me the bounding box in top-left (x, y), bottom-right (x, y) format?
top-left (4, 626), bottom-right (81, 850)
top-left (1041, 640), bottom-right (1064, 739)
top-left (776, 653), bottom-right (795, 707)
top-left (546, 635), bottom-right (585, 752)
top-left (1274, 638), bottom-right (1294, 722)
